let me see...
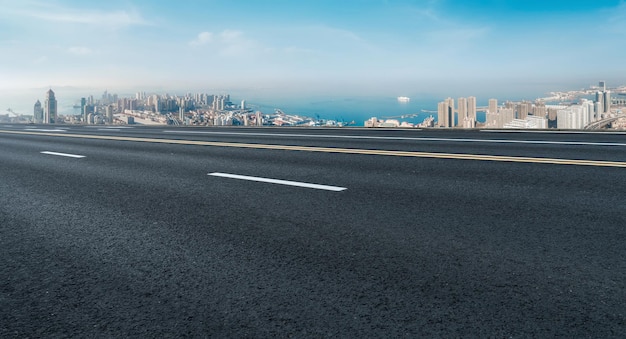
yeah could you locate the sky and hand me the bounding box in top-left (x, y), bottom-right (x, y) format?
top-left (1, 0), bottom-right (625, 99)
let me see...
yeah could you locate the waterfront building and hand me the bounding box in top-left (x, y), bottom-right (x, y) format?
top-left (43, 89), bottom-right (57, 124)
top-left (462, 117), bottom-right (476, 128)
top-left (437, 100), bottom-right (453, 127)
top-left (516, 102), bottom-right (529, 120)
top-left (446, 98), bottom-right (454, 127)
top-left (604, 91), bottom-right (611, 113)
top-left (468, 96), bottom-right (477, 123)
top-left (488, 99), bottom-right (498, 115)
top-left (557, 105), bottom-right (588, 129)
top-left (582, 100), bottom-right (595, 123)
top-left (503, 116), bottom-right (547, 129)
top-left (533, 102), bottom-right (547, 118)
top-left (596, 91), bottom-right (604, 105)
top-left (498, 108), bottom-right (515, 128)
top-left (365, 117), bottom-right (378, 128)
top-left (457, 97), bottom-right (467, 127)
top-left (595, 101), bottom-right (604, 119)
top-left (33, 100), bottom-right (43, 123)
top-left (528, 115), bottom-right (548, 129)
top-left (547, 108), bottom-right (558, 121)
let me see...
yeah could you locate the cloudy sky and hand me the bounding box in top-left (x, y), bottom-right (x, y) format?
top-left (1, 0), bottom-right (625, 97)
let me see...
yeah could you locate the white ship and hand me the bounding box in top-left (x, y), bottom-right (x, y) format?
top-left (397, 96), bottom-right (410, 102)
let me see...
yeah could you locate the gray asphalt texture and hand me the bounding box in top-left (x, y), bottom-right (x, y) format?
top-left (1, 126), bottom-right (625, 337)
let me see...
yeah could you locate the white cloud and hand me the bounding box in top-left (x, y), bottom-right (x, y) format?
top-left (2, 2), bottom-right (150, 28)
top-left (190, 32), bottom-right (213, 46)
top-left (68, 46), bottom-right (93, 56)
top-left (189, 30), bottom-right (257, 57)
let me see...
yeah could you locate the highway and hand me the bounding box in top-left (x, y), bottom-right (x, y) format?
top-left (1, 125), bottom-right (625, 337)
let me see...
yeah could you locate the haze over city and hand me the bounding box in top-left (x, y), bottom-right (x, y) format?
top-left (2, 0), bottom-right (626, 98)
top-left (3, 2), bottom-right (626, 337)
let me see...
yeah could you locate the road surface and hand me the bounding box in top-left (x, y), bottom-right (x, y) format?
top-left (1, 125), bottom-right (625, 337)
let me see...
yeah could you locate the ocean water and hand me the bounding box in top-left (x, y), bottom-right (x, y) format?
top-left (245, 95), bottom-right (442, 126)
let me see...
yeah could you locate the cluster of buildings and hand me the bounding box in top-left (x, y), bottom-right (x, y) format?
top-left (436, 81), bottom-right (622, 130)
top-left (437, 96), bottom-right (478, 128)
top-left (24, 89), bottom-right (343, 127)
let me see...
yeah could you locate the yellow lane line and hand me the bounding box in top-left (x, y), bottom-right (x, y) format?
top-left (2, 129), bottom-right (626, 168)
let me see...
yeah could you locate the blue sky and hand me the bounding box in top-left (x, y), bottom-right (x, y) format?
top-left (1, 0), bottom-right (625, 98)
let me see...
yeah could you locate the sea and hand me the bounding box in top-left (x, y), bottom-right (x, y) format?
top-left (244, 95), bottom-right (444, 126)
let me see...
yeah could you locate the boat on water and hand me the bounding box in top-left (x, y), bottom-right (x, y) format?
top-left (397, 96), bottom-right (410, 102)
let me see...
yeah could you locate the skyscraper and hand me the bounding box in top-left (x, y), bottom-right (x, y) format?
top-left (604, 91), bottom-right (611, 114)
top-left (488, 99), bottom-right (498, 115)
top-left (467, 96), bottom-right (477, 123)
top-left (438, 99), bottom-right (454, 128)
top-left (44, 89), bottom-right (57, 124)
top-left (81, 97), bottom-right (87, 122)
top-left (457, 97), bottom-right (467, 127)
top-left (445, 97), bottom-right (454, 127)
top-left (33, 100), bottom-right (43, 123)
top-left (106, 105), bottom-right (114, 124)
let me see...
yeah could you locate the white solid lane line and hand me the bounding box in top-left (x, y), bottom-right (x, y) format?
top-left (25, 129), bottom-right (67, 132)
top-left (85, 126), bottom-right (134, 129)
top-left (480, 129), bottom-right (626, 135)
top-left (165, 130), bottom-right (626, 147)
top-left (40, 151), bottom-right (86, 158)
top-left (208, 172), bottom-right (347, 192)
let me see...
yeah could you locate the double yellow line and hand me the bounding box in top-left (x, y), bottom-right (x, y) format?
top-left (2, 129), bottom-right (626, 168)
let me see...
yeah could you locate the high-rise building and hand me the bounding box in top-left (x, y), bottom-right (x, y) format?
top-left (604, 91), bottom-right (611, 114)
top-left (43, 89), bottom-right (57, 124)
top-left (548, 108), bottom-right (559, 121)
top-left (498, 108), bottom-right (515, 128)
top-left (33, 100), bottom-right (44, 123)
top-left (445, 97), bottom-right (454, 127)
top-left (81, 97), bottom-right (87, 123)
top-left (599, 81), bottom-right (606, 92)
top-left (241, 100), bottom-right (246, 110)
top-left (557, 105), bottom-right (587, 129)
top-left (457, 97), bottom-right (467, 127)
top-left (488, 99), bottom-right (498, 115)
top-left (595, 91), bottom-right (604, 105)
top-left (437, 99), bottom-right (454, 128)
top-left (533, 101), bottom-right (547, 117)
top-left (106, 105), bottom-right (114, 124)
top-left (516, 102), bottom-right (529, 120)
top-left (467, 96), bottom-right (477, 123)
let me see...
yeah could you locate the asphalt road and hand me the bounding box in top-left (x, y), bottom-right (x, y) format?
top-left (1, 125), bottom-right (625, 337)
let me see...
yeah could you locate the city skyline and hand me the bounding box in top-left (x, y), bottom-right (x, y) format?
top-left (1, 0), bottom-right (626, 98)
